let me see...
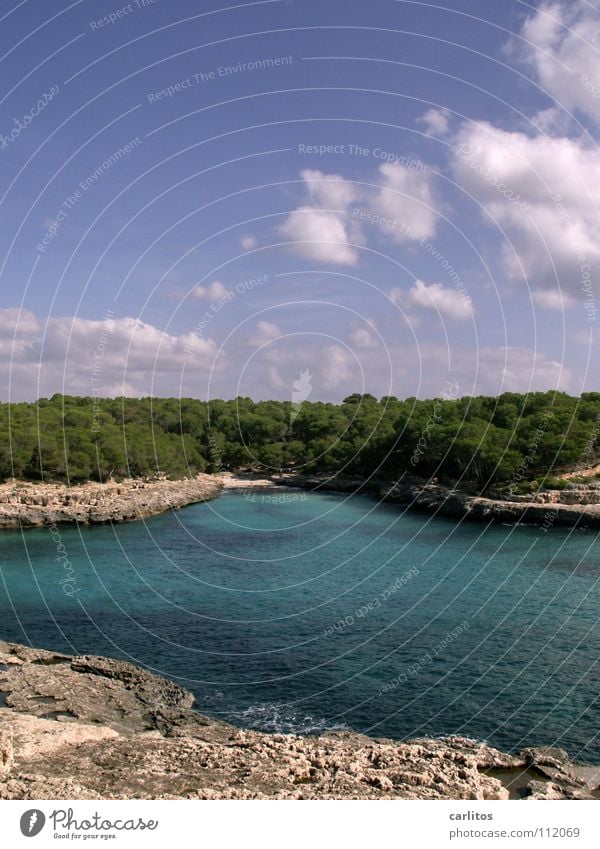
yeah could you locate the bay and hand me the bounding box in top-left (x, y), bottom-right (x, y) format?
top-left (1, 489), bottom-right (598, 761)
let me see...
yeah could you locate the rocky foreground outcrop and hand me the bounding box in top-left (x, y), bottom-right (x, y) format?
top-left (0, 641), bottom-right (597, 800)
top-left (0, 475), bottom-right (223, 528)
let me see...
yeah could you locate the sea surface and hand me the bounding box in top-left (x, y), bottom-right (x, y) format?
top-left (1, 489), bottom-right (599, 761)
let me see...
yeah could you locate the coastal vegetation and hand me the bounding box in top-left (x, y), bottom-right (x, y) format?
top-left (0, 391), bottom-right (598, 492)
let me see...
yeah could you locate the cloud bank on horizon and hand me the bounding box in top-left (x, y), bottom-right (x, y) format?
top-left (0, 0), bottom-right (597, 402)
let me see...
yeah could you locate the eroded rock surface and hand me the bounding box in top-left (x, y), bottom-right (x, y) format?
top-left (382, 481), bottom-right (600, 528)
top-left (273, 475), bottom-right (600, 529)
top-left (0, 475), bottom-right (223, 528)
top-left (0, 640), bottom-right (597, 800)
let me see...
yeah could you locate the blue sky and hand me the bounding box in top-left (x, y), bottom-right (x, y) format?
top-left (1, 0), bottom-right (598, 401)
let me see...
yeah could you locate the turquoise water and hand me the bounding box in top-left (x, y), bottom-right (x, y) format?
top-left (1, 490), bottom-right (599, 761)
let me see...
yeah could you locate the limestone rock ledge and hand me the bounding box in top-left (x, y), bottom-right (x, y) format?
top-left (0, 641), bottom-right (597, 800)
top-left (273, 475), bottom-right (600, 529)
top-left (0, 475), bottom-right (223, 528)
top-left (381, 481), bottom-right (600, 529)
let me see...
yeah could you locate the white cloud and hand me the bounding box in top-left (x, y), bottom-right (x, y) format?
top-left (240, 234), bottom-right (257, 250)
top-left (300, 169), bottom-right (360, 209)
top-left (257, 343), bottom-right (353, 392)
top-left (370, 162), bottom-right (439, 243)
top-left (530, 106), bottom-right (575, 135)
top-left (244, 336), bottom-right (572, 400)
top-left (480, 346), bottom-right (570, 393)
top-left (349, 325), bottom-right (377, 348)
top-left (520, 1), bottom-right (600, 124)
top-left (532, 288), bottom-right (576, 309)
top-left (278, 206), bottom-right (359, 266)
top-left (0, 307), bottom-right (581, 403)
top-left (320, 344), bottom-right (355, 389)
top-left (400, 344), bottom-right (571, 396)
top-left (266, 365), bottom-right (288, 392)
top-left (278, 164), bottom-right (440, 262)
top-left (277, 170), bottom-right (362, 266)
top-left (51, 316), bottom-right (215, 373)
top-left (235, 334), bottom-right (360, 400)
top-left (419, 107), bottom-right (451, 136)
top-left (451, 120), bottom-right (600, 292)
top-left (390, 280), bottom-right (473, 320)
top-left (192, 280), bottom-right (228, 301)
top-left (0, 308), bottom-right (217, 400)
top-left (249, 320), bottom-right (281, 347)
top-left (0, 307), bottom-right (40, 358)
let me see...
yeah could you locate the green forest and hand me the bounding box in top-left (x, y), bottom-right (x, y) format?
top-left (0, 391), bottom-right (599, 493)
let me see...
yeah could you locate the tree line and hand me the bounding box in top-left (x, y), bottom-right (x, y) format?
top-left (0, 391), bottom-right (598, 493)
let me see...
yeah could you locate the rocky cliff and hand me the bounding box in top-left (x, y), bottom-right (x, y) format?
top-left (0, 475), bottom-right (223, 528)
top-left (0, 641), bottom-right (597, 800)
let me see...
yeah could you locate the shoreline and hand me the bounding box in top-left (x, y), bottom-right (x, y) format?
top-left (0, 474), bottom-right (223, 528)
top-left (0, 470), bottom-right (599, 530)
top-left (1, 639), bottom-right (597, 800)
top-left (270, 474), bottom-right (600, 530)
top-left (220, 473), bottom-right (279, 490)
